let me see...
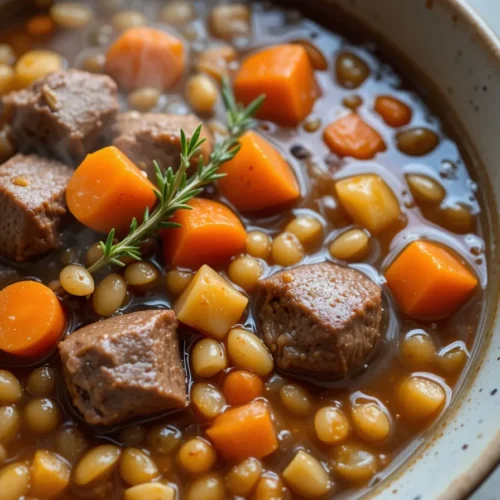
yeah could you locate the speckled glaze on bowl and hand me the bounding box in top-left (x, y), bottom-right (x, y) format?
top-left (311, 1), bottom-right (500, 499)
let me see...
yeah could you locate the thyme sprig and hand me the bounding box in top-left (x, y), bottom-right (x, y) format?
top-left (87, 79), bottom-right (265, 274)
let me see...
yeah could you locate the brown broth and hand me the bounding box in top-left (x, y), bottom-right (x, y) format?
top-left (0, 1), bottom-right (492, 499)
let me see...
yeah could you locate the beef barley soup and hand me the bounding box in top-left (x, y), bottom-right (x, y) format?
top-left (0, 1), bottom-right (490, 499)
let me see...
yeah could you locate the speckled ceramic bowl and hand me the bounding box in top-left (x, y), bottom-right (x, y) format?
top-left (309, 1), bottom-right (500, 498)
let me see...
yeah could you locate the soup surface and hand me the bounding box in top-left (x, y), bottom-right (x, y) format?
top-left (0, 1), bottom-right (490, 499)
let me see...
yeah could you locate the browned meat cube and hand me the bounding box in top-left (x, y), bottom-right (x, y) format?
top-left (0, 154), bottom-right (73, 262)
top-left (59, 310), bottom-right (187, 426)
top-left (112, 111), bottom-right (213, 180)
top-left (257, 262), bottom-right (382, 377)
top-left (3, 70), bottom-right (118, 164)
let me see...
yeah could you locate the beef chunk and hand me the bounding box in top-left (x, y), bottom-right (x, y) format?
top-left (112, 112), bottom-right (213, 180)
top-left (3, 70), bottom-right (118, 164)
top-left (257, 262), bottom-right (382, 377)
top-left (0, 154), bottom-right (72, 262)
top-left (59, 310), bottom-right (187, 426)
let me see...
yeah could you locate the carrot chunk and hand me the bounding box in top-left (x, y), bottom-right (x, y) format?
top-left (206, 401), bottom-right (278, 461)
top-left (218, 131), bottom-right (300, 212)
top-left (374, 96), bottom-right (412, 127)
top-left (105, 27), bottom-right (185, 90)
top-left (323, 113), bottom-right (386, 160)
top-left (234, 44), bottom-right (319, 125)
top-left (163, 198), bottom-right (246, 269)
top-left (0, 281), bottom-right (65, 357)
top-left (66, 146), bottom-right (156, 234)
top-left (385, 241), bottom-right (478, 320)
top-left (223, 370), bottom-right (265, 406)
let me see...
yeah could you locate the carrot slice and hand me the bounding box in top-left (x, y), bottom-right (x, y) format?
top-left (0, 281), bottom-right (65, 357)
top-left (323, 113), bottom-right (386, 160)
top-left (374, 96), bottom-right (412, 127)
top-left (105, 27), bottom-right (185, 90)
top-left (162, 198), bottom-right (246, 269)
top-left (234, 44), bottom-right (319, 125)
top-left (206, 401), bottom-right (278, 461)
top-left (66, 146), bottom-right (156, 234)
top-left (385, 241), bottom-right (478, 320)
top-left (223, 370), bottom-right (265, 406)
top-left (218, 131), bottom-right (300, 212)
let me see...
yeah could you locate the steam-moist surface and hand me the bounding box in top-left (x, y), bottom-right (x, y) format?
top-left (0, 1), bottom-right (490, 499)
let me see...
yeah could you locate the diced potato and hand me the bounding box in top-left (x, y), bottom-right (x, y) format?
top-left (174, 265), bottom-right (248, 339)
top-left (124, 482), bottom-right (176, 500)
top-left (282, 450), bottom-right (331, 498)
top-left (30, 450), bottom-right (70, 498)
top-left (335, 174), bottom-right (402, 234)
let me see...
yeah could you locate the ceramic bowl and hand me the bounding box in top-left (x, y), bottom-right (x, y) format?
top-left (310, 1), bottom-right (500, 498)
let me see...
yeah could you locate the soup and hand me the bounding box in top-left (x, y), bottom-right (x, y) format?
top-left (0, 1), bottom-right (489, 499)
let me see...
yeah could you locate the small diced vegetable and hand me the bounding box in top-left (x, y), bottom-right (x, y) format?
top-left (14, 50), bottom-right (63, 89)
top-left (234, 44), bottom-right (319, 125)
top-left (174, 265), bottom-right (248, 339)
top-left (223, 370), bottom-right (264, 406)
top-left (226, 457), bottom-right (262, 497)
top-left (0, 462), bottom-right (31, 500)
top-left (218, 131), bottom-right (300, 212)
top-left (0, 65), bottom-right (14, 95)
top-left (119, 448), bottom-right (159, 485)
top-left (106, 27), bottom-right (185, 89)
top-left (163, 198), bottom-right (246, 269)
top-left (351, 403), bottom-right (391, 442)
top-left (374, 96), bottom-right (412, 127)
top-left (385, 241), bottom-right (478, 320)
top-left (206, 401), bottom-right (278, 461)
top-left (323, 114), bottom-right (386, 159)
top-left (124, 483), bottom-right (176, 500)
top-left (335, 174), bottom-right (401, 234)
top-left (66, 146), bottom-right (156, 234)
top-left (282, 450), bottom-right (331, 498)
top-left (227, 328), bottom-right (274, 377)
top-left (209, 4), bottom-right (251, 41)
top-left (0, 281), bottom-right (65, 357)
top-left (396, 376), bottom-right (446, 421)
top-left (30, 450), bottom-right (70, 498)
top-left (73, 445), bottom-right (121, 486)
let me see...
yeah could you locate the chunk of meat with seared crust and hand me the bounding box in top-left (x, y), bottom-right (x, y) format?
top-left (257, 262), bottom-right (382, 377)
top-left (0, 153), bottom-right (73, 262)
top-left (59, 310), bottom-right (187, 426)
top-left (3, 70), bottom-right (118, 164)
top-left (112, 111), bottom-right (213, 180)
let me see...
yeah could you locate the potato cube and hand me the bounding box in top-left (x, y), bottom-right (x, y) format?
top-left (124, 482), bottom-right (176, 500)
top-left (283, 450), bottom-right (331, 498)
top-left (30, 450), bottom-right (70, 498)
top-left (336, 174), bottom-right (401, 234)
top-left (174, 265), bottom-right (248, 339)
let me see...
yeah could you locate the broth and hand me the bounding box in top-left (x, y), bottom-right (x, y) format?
top-left (0, 1), bottom-right (491, 499)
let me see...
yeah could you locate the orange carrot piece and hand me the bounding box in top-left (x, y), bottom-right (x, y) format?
top-left (234, 44), bottom-right (319, 125)
top-left (26, 15), bottom-right (55, 38)
top-left (218, 131), bottom-right (300, 212)
top-left (66, 146), bottom-right (156, 233)
top-left (385, 241), bottom-right (478, 320)
top-left (223, 370), bottom-right (265, 406)
top-left (162, 198), bottom-right (246, 269)
top-left (206, 401), bottom-right (278, 461)
top-left (0, 281), bottom-right (65, 357)
top-left (374, 95), bottom-right (412, 127)
top-left (323, 113), bottom-right (386, 160)
top-left (105, 27), bottom-right (185, 90)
